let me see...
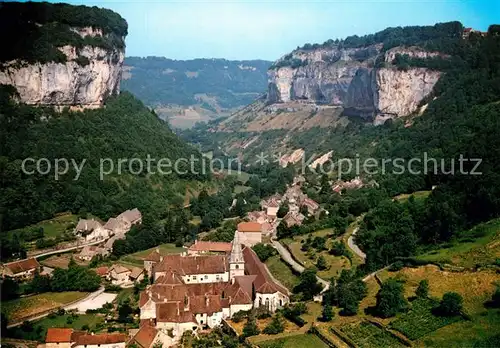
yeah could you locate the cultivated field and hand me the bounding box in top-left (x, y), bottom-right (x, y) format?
top-left (258, 333), bottom-right (329, 348)
top-left (3, 292), bottom-right (88, 323)
top-left (41, 253), bottom-right (88, 269)
top-left (340, 321), bottom-right (405, 348)
top-left (389, 298), bottom-right (463, 340)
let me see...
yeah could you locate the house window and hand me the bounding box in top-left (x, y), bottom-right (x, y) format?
top-left (204, 275), bottom-right (208, 280)
top-left (193, 275), bottom-right (197, 280)
top-left (216, 275), bottom-right (220, 281)
top-left (235, 265), bottom-right (239, 269)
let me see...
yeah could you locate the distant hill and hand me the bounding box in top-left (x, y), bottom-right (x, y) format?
top-left (121, 57), bottom-right (271, 127)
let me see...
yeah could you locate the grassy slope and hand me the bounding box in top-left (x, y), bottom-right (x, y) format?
top-left (285, 228), bottom-right (353, 278)
top-left (265, 255), bottom-right (300, 291)
top-left (3, 292), bottom-right (88, 322)
top-left (118, 243), bottom-right (185, 267)
top-left (416, 218), bottom-right (500, 268)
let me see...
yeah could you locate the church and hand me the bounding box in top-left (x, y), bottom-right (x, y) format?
top-left (138, 231), bottom-right (289, 344)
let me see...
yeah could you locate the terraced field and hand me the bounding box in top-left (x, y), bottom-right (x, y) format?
top-left (2, 292), bottom-right (88, 323)
top-left (340, 321), bottom-right (405, 348)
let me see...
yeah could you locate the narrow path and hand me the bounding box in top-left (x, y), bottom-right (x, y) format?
top-left (347, 226), bottom-right (366, 261)
top-left (271, 240), bottom-right (330, 293)
top-left (6, 287), bottom-right (105, 329)
top-left (30, 238), bottom-right (106, 259)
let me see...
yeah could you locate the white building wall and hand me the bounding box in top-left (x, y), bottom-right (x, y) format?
top-left (182, 272), bottom-right (228, 284)
top-left (74, 343), bottom-right (125, 348)
top-left (229, 304), bottom-right (253, 317)
top-left (238, 232), bottom-right (262, 247)
top-left (139, 300), bottom-right (156, 320)
top-left (254, 292), bottom-right (288, 312)
top-left (111, 271), bottom-right (131, 286)
top-left (267, 206), bottom-right (279, 217)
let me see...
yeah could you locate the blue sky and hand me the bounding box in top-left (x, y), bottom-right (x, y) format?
top-left (51, 0), bottom-right (498, 60)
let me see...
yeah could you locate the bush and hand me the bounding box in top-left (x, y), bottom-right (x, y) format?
top-left (316, 255), bottom-right (328, 270)
top-left (389, 261), bottom-right (405, 272)
top-left (242, 317), bottom-right (260, 337)
top-left (105, 284), bottom-right (122, 292)
top-left (375, 278), bottom-right (409, 318)
top-left (437, 292), bottom-right (463, 316)
top-left (263, 314), bottom-right (285, 334)
top-left (231, 310), bottom-right (248, 323)
top-left (320, 304), bottom-right (334, 322)
top-left (416, 279), bottom-right (429, 298)
top-left (252, 243), bottom-right (277, 262)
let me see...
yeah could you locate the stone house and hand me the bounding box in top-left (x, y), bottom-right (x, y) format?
top-left (128, 324), bottom-right (173, 348)
top-left (78, 245), bottom-right (109, 261)
top-left (2, 258), bottom-right (40, 279)
top-left (108, 264), bottom-right (132, 286)
top-left (237, 222), bottom-right (262, 247)
top-left (187, 241), bottom-right (232, 256)
top-left (283, 212), bottom-right (305, 228)
top-left (46, 329), bottom-right (126, 348)
top-left (74, 219), bottom-right (109, 242)
top-left (46, 328), bottom-right (73, 348)
top-left (301, 197), bottom-right (320, 215)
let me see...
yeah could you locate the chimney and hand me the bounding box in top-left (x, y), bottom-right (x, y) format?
top-left (155, 247), bottom-right (159, 253)
top-left (205, 295), bottom-right (210, 307)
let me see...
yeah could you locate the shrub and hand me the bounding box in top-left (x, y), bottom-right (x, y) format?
top-left (389, 261), bottom-right (405, 272)
top-left (437, 292), bottom-right (463, 316)
top-left (263, 314), bottom-right (285, 334)
top-left (375, 278), bottom-right (409, 318)
top-left (242, 317), bottom-right (260, 337)
top-left (416, 279), bottom-right (429, 298)
top-left (320, 304), bottom-right (334, 322)
top-left (252, 243), bottom-right (276, 262)
top-left (316, 255), bottom-right (328, 270)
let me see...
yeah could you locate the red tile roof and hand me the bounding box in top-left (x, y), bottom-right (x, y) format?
top-left (144, 250), bottom-right (162, 262)
top-left (154, 254), bottom-right (228, 275)
top-left (242, 247), bottom-right (288, 295)
top-left (237, 222), bottom-right (262, 233)
top-left (156, 302), bottom-right (196, 323)
top-left (46, 328), bottom-right (73, 343)
top-left (4, 258), bottom-right (40, 275)
top-left (73, 333), bottom-right (127, 345)
top-left (188, 241), bottom-right (232, 253)
top-left (131, 325), bottom-right (158, 348)
top-left (95, 266), bottom-right (109, 276)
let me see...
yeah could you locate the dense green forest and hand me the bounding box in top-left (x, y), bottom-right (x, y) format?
top-left (0, 89), bottom-right (208, 259)
top-left (121, 57), bottom-right (270, 108)
top-left (0, 2), bottom-right (127, 65)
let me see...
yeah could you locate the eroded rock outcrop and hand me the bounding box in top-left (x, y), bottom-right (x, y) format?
top-left (267, 45), bottom-right (442, 122)
top-left (0, 28), bottom-right (124, 109)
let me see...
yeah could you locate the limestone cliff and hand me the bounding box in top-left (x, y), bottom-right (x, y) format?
top-left (267, 45), bottom-right (442, 121)
top-left (0, 27), bottom-right (125, 109)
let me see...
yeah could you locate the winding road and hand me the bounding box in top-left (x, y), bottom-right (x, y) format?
top-left (271, 240), bottom-right (330, 293)
top-left (347, 226), bottom-right (366, 261)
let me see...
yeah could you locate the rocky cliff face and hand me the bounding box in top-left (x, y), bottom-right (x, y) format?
top-left (0, 27), bottom-right (124, 109)
top-left (267, 46), bottom-right (442, 121)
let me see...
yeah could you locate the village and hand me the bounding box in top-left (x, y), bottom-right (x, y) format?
top-left (1, 173), bottom-right (340, 348)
